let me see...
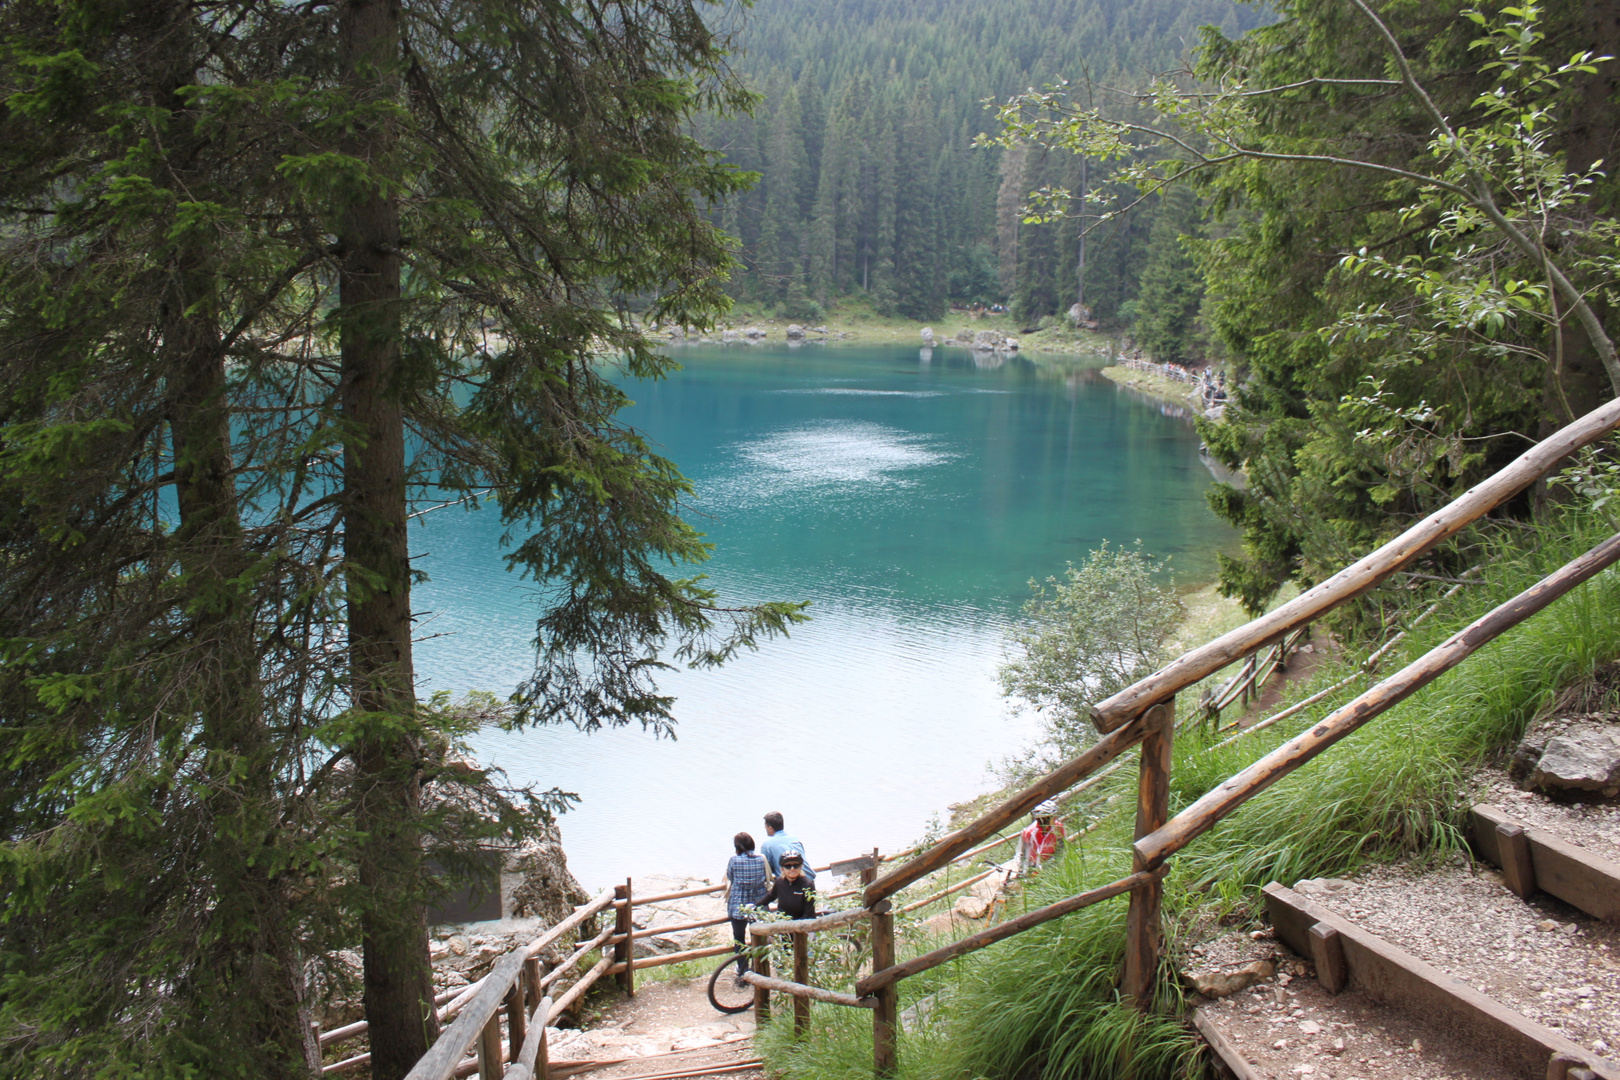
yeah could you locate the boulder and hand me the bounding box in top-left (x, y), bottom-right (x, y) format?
top-left (920, 326), bottom-right (934, 344)
top-left (786, 324), bottom-right (805, 339)
top-left (1510, 729), bottom-right (1554, 781)
top-left (952, 868), bottom-right (1013, 919)
top-left (1184, 959), bottom-right (1276, 999)
top-left (744, 325), bottom-right (766, 339)
top-left (1002, 337), bottom-right (1019, 351)
top-left (1527, 724), bottom-right (1620, 796)
top-left (507, 821), bottom-right (591, 926)
top-left (971, 329), bottom-right (1002, 350)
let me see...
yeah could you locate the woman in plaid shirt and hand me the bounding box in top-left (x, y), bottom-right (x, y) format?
top-left (725, 832), bottom-right (768, 977)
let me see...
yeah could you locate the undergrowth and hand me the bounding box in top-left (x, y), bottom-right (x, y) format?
top-left (756, 512), bottom-right (1620, 1079)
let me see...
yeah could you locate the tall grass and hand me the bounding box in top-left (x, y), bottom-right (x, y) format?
top-left (758, 514), bottom-right (1620, 1079)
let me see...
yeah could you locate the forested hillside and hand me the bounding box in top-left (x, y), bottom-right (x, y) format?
top-left (698, 0), bottom-right (1268, 336)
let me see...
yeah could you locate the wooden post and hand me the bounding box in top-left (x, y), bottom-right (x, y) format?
top-left (1548, 1053), bottom-right (1599, 1080)
top-left (477, 1011), bottom-right (502, 1080)
top-left (870, 902), bottom-right (898, 1076)
top-left (524, 956), bottom-right (543, 1010)
top-left (1496, 822), bottom-right (1538, 899)
top-left (505, 981), bottom-right (528, 1062)
top-left (1123, 701), bottom-right (1174, 1006)
top-left (614, 879), bottom-right (635, 996)
top-left (752, 934), bottom-right (771, 1023)
top-left (1309, 923), bottom-right (1347, 994)
top-left (853, 853), bottom-right (880, 955)
top-left (792, 931), bottom-right (811, 1036)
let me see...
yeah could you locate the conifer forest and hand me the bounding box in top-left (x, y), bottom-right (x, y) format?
top-left (698, 0), bottom-right (1264, 338)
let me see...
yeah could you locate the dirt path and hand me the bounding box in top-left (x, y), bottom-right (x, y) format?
top-left (548, 977), bottom-right (762, 1080)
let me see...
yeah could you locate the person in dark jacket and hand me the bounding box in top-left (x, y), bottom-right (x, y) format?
top-left (762, 850), bottom-right (815, 919)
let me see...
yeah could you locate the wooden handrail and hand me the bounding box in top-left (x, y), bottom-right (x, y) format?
top-left (855, 868), bottom-right (1162, 997)
top-left (403, 951), bottom-right (527, 1080)
top-left (1089, 394), bottom-right (1620, 733)
top-left (897, 866), bottom-right (999, 914)
top-left (863, 706), bottom-right (1159, 906)
top-left (550, 953), bottom-right (613, 1017)
top-left (1135, 530), bottom-right (1620, 868)
top-left (501, 996), bottom-right (553, 1080)
top-left (607, 942), bottom-right (734, 974)
top-left (741, 970), bottom-right (875, 1008)
top-left (624, 883), bottom-right (724, 906)
top-left (628, 915), bottom-right (728, 940)
top-left (538, 923), bottom-right (617, 992)
top-left (746, 907), bottom-right (871, 937)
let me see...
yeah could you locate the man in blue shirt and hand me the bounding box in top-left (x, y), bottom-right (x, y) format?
top-left (760, 811), bottom-right (816, 882)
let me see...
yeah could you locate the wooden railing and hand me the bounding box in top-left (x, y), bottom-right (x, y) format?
top-left (845, 393), bottom-right (1620, 1072)
top-left (383, 847), bottom-right (934, 1080)
top-left (397, 394), bottom-right (1620, 1079)
top-left (1198, 626), bottom-right (1309, 722)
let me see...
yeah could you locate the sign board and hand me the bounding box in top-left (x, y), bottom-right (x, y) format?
top-left (828, 855), bottom-right (878, 877)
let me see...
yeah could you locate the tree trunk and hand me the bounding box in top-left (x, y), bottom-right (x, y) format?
top-left (158, 27), bottom-right (315, 1068)
top-left (338, 0), bottom-right (439, 1075)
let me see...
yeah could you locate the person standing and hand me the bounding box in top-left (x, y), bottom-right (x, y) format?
top-left (762, 850), bottom-right (816, 919)
top-left (724, 832), bottom-right (768, 977)
top-left (760, 811), bottom-right (817, 882)
top-left (1015, 801), bottom-right (1066, 877)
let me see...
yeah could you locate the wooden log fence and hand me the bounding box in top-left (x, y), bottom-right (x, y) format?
top-left (1134, 531), bottom-right (1620, 869)
top-left (392, 397), bottom-right (1620, 1079)
top-left (1200, 627), bottom-right (1309, 722)
top-left (1088, 393), bottom-right (1620, 733)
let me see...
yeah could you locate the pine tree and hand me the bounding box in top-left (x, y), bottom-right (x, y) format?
top-left (757, 84), bottom-right (809, 304)
top-left (0, 2), bottom-right (802, 1075)
top-left (893, 87), bottom-right (944, 319)
top-left (870, 113), bottom-right (899, 313)
top-left (1133, 186), bottom-right (1205, 363)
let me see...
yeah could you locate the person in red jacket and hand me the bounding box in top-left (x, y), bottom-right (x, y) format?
top-left (1015, 800), bottom-right (1066, 877)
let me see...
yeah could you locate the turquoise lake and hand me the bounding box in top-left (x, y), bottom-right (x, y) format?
top-left (412, 344), bottom-right (1235, 889)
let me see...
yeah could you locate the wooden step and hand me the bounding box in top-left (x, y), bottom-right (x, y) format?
top-left (1471, 803), bottom-right (1620, 923)
top-left (1259, 882), bottom-right (1616, 1078)
top-left (1193, 877), bottom-right (1620, 1078)
top-left (1195, 974), bottom-right (1525, 1080)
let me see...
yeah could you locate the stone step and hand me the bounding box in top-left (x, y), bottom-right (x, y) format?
top-left (1194, 878), bottom-right (1619, 1079)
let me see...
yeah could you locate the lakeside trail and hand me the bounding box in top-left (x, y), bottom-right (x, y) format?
top-left (415, 630), bottom-right (1332, 1078)
top-left (552, 980), bottom-right (760, 1080)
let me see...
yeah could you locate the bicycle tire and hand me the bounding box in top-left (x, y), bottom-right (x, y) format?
top-left (706, 953), bottom-right (754, 1014)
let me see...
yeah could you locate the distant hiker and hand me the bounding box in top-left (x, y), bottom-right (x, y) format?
top-left (724, 831), bottom-right (768, 976)
top-left (1015, 800), bottom-right (1066, 877)
top-left (760, 811), bottom-right (817, 882)
top-left (763, 849), bottom-right (816, 919)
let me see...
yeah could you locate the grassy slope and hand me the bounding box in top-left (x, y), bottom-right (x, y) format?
top-left (757, 512), bottom-right (1620, 1079)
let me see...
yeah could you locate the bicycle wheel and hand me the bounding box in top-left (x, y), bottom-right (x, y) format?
top-left (706, 953), bottom-right (755, 1014)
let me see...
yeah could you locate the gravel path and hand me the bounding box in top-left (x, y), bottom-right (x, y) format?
top-left (1473, 774), bottom-right (1620, 865)
top-left (1199, 968), bottom-right (1522, 1080)
top-left (1293, 868), bottom-right (1620, 1059)
top-left (549, 978), bottom-right (760, 1079)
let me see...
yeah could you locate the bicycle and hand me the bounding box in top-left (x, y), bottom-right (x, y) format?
top-left (706, 951), bottom-right (756, 1014)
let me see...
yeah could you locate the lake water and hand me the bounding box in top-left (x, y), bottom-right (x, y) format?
top-left (412, 344), bottom-right (1234, 890)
